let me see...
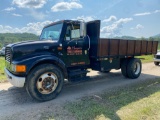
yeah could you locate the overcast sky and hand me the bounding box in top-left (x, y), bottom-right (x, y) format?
top-left (0, 0), bottom-right (160, 38)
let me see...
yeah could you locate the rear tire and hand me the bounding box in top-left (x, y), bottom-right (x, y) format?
top-left (26, 64), bottom-right (64, 101)
top-left (127, 58), bottom-right (142, 79)
top-left (154, 62), bottom-right (159, 66)
top-left (121, 59), bottom-right (128, 78)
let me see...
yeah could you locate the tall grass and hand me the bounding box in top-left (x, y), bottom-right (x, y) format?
top-left (0, 57), bottom-right (6, 82)
top-left (136, 55), bottom-right (154, 63)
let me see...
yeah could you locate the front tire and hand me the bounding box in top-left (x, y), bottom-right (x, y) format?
top-left (26, 64), bottom-right (64, 101)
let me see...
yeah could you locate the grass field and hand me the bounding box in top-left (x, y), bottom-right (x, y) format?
top-left (64, 78), bottom-right (160, 120)
top-left (0, 57), bottom-right (6, 82)
top-left (136, 55), bottom-right (154, 63)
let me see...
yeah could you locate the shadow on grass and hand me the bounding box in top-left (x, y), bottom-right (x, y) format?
top-left (65, 76), bottom-right (160, 120)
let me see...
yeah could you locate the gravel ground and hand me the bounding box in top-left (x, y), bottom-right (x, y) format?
top-left (0, 63), bottom-right (159, 120)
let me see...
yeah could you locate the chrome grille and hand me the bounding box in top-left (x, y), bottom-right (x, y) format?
top-left (5, 47), bottom-right (12, 62)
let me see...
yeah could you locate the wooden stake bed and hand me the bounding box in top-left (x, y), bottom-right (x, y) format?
top-left (86, 20), bottom-right (158, 58)
top-left (97, 39), bottom-right (158, 58)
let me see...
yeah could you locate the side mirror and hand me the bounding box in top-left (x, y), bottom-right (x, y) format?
top-left (80, 21), bottom-right (86, 37)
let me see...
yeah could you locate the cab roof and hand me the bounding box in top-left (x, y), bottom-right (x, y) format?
top-left (44, 20), bottom-right (81, 28)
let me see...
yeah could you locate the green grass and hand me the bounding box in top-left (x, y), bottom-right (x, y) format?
top-left (0, 57), bottom-right (6, 82)
top-left (64, 79), bottom-right (160, 120)
top-left (136, 55), bottom-right (154, 63)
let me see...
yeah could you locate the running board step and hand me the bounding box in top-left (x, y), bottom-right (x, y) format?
top-left (68, 69), bottom-right (89, 77)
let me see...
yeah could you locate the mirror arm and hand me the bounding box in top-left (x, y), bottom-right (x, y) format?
top-left (80, 21), bottom-right (86, 38)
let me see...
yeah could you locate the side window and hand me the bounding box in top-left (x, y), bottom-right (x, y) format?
top-left (65, 23), bottom-right (80, 41)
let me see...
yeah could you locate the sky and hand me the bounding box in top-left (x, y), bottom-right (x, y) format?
top-left (0, 0), bottom-right (160, 38)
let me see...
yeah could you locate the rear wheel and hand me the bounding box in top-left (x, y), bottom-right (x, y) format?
top-left (121, 59), bottom-right (128, 78)
top-left (154, 62), bottom-right (159, 66)
top-left (127, 58), bottom-right (142, 79)
top-left (26, 64), bottom-right (64, 101)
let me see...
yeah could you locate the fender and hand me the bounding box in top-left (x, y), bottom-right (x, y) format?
top-left (14, 54), bottom-right (68, 78)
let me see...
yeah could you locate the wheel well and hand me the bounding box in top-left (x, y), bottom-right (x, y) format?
top-left (27, 60), bottom-right (68, 79)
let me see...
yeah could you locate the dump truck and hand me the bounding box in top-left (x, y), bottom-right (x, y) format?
top-left (4, 20), bottom-right (158, 101)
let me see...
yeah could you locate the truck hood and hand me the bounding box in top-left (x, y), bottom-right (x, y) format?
top-left (9, 40), bottom-right (58, 61)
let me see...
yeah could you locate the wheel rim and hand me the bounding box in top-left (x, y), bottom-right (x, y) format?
top-left (134, 62), bottom-right (140, 75)
top-left (37, 72), bottom-right (58, 94)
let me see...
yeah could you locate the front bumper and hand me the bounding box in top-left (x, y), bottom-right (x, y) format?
top-left (154, 58), bottom-right (160, 62)
top-left (4, 68), bottom-right (25, 87)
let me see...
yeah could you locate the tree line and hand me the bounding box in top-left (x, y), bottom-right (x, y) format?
top-left (0, 33), bottom-right (159, 49)
top-left (0, 33), bottom-right (38, 48)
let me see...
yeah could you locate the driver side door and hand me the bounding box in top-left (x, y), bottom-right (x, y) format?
top-left (62, 23), bottom-right (90, 67)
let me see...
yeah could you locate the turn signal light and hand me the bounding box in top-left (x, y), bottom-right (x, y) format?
top-left (16, 65), bottom-right (26, 72)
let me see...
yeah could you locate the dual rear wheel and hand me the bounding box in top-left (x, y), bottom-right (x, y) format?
top-left (121, 58), bottom-right (142, 79)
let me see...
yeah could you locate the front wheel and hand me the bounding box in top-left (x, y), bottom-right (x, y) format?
top-left (26, 64), bottom-right (64, 101)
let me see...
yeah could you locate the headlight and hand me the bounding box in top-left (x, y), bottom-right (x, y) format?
top-left (12, 64), bottom-right (26, 72)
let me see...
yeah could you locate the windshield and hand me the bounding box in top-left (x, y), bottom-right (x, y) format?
top-left (40, 23), bottom-right (63, 41)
